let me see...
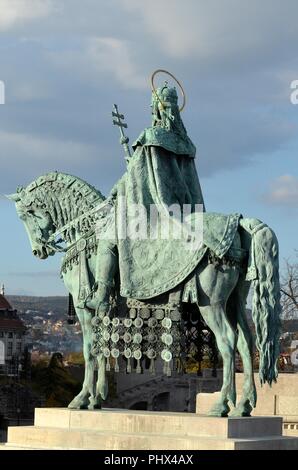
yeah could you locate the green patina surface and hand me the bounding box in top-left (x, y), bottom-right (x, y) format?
top-left (9, 74), bottom-right (281, 417)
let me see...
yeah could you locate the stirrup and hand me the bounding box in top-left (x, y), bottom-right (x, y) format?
top-left (77, 283), bottom-right (99, 311)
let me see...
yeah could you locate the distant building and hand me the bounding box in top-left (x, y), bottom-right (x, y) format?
top-left (0, 285), bottom-right (26, 375)
top-left (106, 363), bottom-right (223, 412)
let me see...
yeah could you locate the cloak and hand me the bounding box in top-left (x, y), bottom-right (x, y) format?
top-left (112, 144), bottom-right (206, 299)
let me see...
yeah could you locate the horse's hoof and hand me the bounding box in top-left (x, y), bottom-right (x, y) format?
top-left (88, 396), bottom-right (102, 410)
top-left (208, 400), bottom-right (230, 417)
top-left (68, 401), bottom-right (89, 410)
top-left (68, 392), bottom-right (90, 409)
top-left (230, 400), bottom-right (253, 417)
top-left (69, 403), bottom-right (88, 410)
top-left (88, 403), bottom-right (102, 410)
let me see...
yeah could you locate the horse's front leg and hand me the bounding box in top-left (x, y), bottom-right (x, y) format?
top-left (88, 354), bottom-right (108, 410)
top-left (68, 307), bottom-right (96, 409)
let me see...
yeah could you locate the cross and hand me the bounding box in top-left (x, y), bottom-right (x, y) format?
top-left (112, 104), bottom-right (132, 163)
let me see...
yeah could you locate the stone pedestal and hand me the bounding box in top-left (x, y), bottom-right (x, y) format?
top-left (196, 373), bottom-right (298, 436)
top-left (1, 407), bottom-right (298, 450)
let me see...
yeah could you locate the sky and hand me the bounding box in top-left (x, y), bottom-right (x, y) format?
top-left (0, 0), bottom-right (298, 296)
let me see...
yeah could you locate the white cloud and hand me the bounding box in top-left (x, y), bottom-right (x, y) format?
top-left (263, 175), bottom-right (298, 206)
top-left (121, 0), bottom-right (298, 62)
top-left (47, 36), bottom-right (147, 91)
top-left (12, 82), bottom-right (52, 102)
top-left (2, 1), bottom-right (298, 69)
top-left (0, 130), bottom-right (99, 183)
top-left (120, 0), bottom-right (197, 58)
top-left (87, 37), bottom-right (147, 90)
top-left (0, 0), bottom-right (298, 185)
top-left (0, 0), bottom-right (55, 31)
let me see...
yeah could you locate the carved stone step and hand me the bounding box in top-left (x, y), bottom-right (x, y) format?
top-left (0, 444), bottom-right (39, 450)
top-left (2, 408), bottom-right (298, 450)
top-left (6, 425), bottom-right (298, 450)
top-left (33, 408), bottom-right (282, 439)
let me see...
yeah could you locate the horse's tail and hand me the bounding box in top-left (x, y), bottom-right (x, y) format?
top-left (241, 219), bottom-right (281, 385)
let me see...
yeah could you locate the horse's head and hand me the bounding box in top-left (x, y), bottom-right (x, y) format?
top-left (9, 172), bottom-right (106, 261)
top-left (8, 189), bottom-right (56, 259)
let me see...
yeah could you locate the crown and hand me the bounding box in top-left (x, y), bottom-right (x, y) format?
top-left (152, 82), bottom-right (178, 108)
top-left (150, 70), bottom-right (186, 112)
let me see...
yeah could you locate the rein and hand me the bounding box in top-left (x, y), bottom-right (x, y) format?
top-left (47, 197), bottom-right (111, 245)
top-left (44, 197), bottom-right (114, 256)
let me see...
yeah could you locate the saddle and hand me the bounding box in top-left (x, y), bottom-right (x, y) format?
top-left (66, 212), bottom-right (249, 376)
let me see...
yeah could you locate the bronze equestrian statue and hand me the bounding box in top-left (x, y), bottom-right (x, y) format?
top-left (9, 71), bottom-right (281, 417)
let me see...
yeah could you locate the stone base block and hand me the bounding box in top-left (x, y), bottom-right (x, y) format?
top-left (1, 408), bottom-right (298, 450)
top-left (196, 391), bottom-right (298, 437)
top-left (196, 392), bottom-right (277, 417)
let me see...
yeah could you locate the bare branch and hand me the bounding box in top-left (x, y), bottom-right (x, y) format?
top-left (280, 255), bottom-right (298, 319)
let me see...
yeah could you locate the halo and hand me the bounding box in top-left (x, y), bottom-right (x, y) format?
top-left (150, 69), bottom-right (186, 112)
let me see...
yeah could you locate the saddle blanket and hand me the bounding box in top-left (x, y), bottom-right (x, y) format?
top-left (119, 212), bottom-right (242, 299)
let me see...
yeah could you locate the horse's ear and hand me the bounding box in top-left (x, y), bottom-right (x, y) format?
top-left (6, 193), bottom-right (21, 202)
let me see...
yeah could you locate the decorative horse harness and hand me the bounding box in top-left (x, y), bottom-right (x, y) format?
top-left (59, 216), bottom-right (249, 377)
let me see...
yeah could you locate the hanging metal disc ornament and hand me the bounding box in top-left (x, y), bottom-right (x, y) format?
top-left (111, 348), bottom-right (120, 358)
top-left (147, 349), bottom-right (156, 359)
top-left (124, 348), bottom-right (132, 359)
top-left (103, 316), bottom-right (110, 326)
top-left (102, 329), bottom-right (110, 340)
top-left (90, 301), bottom-right (185, 376)
top-left (103, 348), bottom-right (110, 358)
top-left (112, 318), bottom-right (120, 328)
top-left (134, 317), bottom-right (143, 328)
top-left (162, 317), bottom-right (172, 329)
top-left (111, 332), bottom-right (120, 343)
top-left (123, 332), bottom-right (132, 343)
top-left (124, 318), bottom-right (133, 328)
top-left (161, 349), bottom-right (173, 362)
top-left (148, 317), bottom-right (158, 328)
top-left (133, 349), bottom-right (142, 360)
top-left (133, 333), bottom-right (142, 344)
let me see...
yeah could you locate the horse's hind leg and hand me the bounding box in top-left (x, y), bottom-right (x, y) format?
top-left (230, 285), bottom-right (256, 417)
top-left (199, 302), bottom-right (237, 417)
top-left (196, 255), bottom-right (239, 417)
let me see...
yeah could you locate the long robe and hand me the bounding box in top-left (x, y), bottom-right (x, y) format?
top-left (113, 144), bottom-right (206, 299)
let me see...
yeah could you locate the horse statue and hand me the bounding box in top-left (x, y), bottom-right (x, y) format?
top-left (9, 170), bottom-right (281, 417)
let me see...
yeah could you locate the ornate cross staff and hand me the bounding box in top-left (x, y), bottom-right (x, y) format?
top-left (112, 104), bottom-right (132, 164)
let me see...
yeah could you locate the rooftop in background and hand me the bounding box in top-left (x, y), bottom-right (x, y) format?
top-left (0, 284), bottom-right (12, 310)
top-left (0, 316), bottom-right (26, 332)
top-left (0, 294), bottom-right (12, 311)
top-left (0, 285), bottom-right (26, 331)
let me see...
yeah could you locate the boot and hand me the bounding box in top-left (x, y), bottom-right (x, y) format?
top-left (76, 240), bottom-right (117, 313)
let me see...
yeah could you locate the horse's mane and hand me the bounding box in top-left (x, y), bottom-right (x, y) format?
top-left (18, 171), bottom-right (105, 238)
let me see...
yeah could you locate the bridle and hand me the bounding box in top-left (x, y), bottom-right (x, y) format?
top-left (32, 197), bottom-right (113, 255)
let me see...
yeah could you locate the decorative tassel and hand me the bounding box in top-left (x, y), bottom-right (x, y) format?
top-left (136, 359), bottom-right (142, 374)
top-left (124, 348), bottom-right (132, 373)
top-left (126, 358), bottom-right (132, 373)
top-left (67, 293), bottom-right (76, 325)
top-left (149, 358), bottom-right (155, 375)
